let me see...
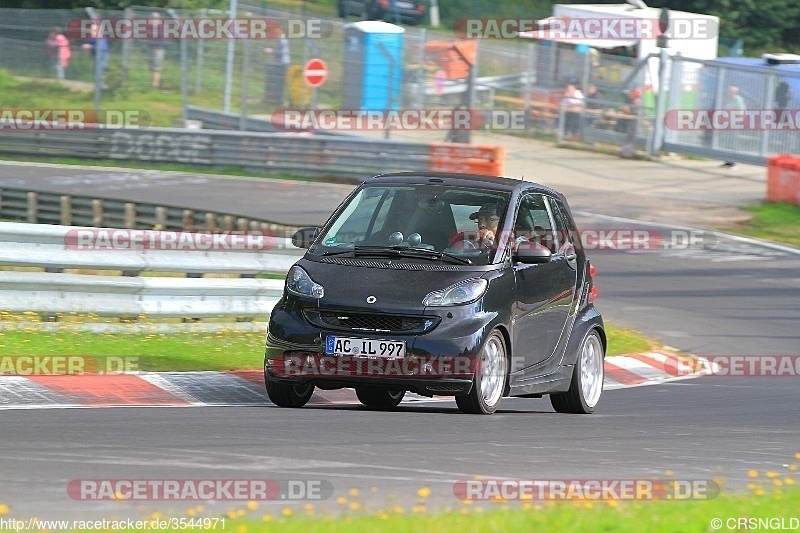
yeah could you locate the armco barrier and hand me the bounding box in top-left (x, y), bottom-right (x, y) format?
top-left (0, 187), bottom-right (294, 233)
top-left (767, 155), bottom-right (800, 206)
top-left (0, 221), bottom-right (303, 318)
top-left (0, 127), bottom-right (506, 180)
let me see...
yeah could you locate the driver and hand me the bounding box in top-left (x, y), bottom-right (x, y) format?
top-left (469, 204), bottom-right (502, 248)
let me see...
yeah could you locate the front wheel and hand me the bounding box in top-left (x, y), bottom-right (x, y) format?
top-left (355, 387), bottom-right (405, 409)
top-left (550, 329), bottom-right (604, 414)
top-left (266, 376), bottom-right (314, 408)
top-left (456, 330), bottom-right (507, 414)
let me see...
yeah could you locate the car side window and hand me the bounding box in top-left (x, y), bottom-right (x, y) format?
top-left (547, 197), bottom-right (572, 251)
top-left (514, 193), bottom-right (557, 252)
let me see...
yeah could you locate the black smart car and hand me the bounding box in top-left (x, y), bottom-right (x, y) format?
top-left (265, 173), bottom-right (605, 414)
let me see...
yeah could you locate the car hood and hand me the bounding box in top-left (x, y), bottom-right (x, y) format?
top-left (299, 257), bottom-right (486, 313)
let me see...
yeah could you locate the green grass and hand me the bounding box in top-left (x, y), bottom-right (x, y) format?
top-left (58, 482), bottom-right (800, 532)
top-left (604, 324), bottom-right (656, 357)
top-left (0, 317), bottom-right (655, 373)
top-left (0, 324), bottom-right (266, 372)
top-left (733, 202), bottom-right (800, 247)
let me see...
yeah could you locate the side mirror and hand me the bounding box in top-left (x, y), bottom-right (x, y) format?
top-left (513, 243), bottom-right (552, 264)
top-left (292, 227), bottom-right (319, 249)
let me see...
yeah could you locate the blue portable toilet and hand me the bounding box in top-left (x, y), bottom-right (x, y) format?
top-left (343, 21), bottom-right (404, 110)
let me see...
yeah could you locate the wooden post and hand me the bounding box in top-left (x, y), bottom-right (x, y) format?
top-left (27, 192), bottom-right (38, 223)
top-left (91, 199), bottom-right (104, 227)
top-left (60, 195), bottom-right (72, 225)
top-left (124, 203), bottom-right (136, 228)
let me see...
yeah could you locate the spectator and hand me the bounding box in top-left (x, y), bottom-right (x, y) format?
top-left (45, 27), bottom-right (71, 81)
top-left (264, 33), bottom-right (290, 105)
top-left (562, 83), bottom-right (584, 139)
top-left (583, 83), bottom-right (604, 133)
top-left (148, 13), bottom-right (171, 89)
top-left (721, 85), bottom-right (746, 168)
top-left (82, 21), bottom-right (109, 83)
top-left (618, 88), bottom-right (642, 158)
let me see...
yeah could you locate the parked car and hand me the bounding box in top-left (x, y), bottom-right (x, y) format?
top-left (338, 0), bottom-right (426, 26)
top-left (265, 172), bottom-right (604, 414)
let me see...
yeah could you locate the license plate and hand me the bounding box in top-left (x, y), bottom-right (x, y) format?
top-left (325, 336), bottom-right (406, 357)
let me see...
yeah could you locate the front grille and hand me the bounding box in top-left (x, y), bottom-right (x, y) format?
top-left (304, 309), bottom-right (439, 334)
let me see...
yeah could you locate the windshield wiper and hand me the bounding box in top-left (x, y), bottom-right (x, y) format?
top-left (322, 245), bottom-right (472, 265)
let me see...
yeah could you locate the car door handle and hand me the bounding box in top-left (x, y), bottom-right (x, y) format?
top-left (565, 252), bottom-right (577, 261)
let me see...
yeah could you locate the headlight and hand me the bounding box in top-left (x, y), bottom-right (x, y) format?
top-left (286, 266), bottom-right (324, 299)
top-left (423, 278), bottom-right (488, 307)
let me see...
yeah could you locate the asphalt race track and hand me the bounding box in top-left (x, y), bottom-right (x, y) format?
top-left (1, 163), bottom-right (799, 520)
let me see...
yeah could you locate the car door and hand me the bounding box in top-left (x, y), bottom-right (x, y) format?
top-left (511, 193), bottom-right (578, 368)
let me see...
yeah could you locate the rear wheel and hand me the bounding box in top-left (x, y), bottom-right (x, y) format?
top-left (265, 376), bottom-right (314, 408)
top-left (550, 329), bottom-right (604, 414)
top-left (456, 330), bottom-right (507, 414)
top-left (356, 387), bottom-right (405, 409)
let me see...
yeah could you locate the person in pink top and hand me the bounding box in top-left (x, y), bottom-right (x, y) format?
top-left (45, 27), bottom-right (71, 81)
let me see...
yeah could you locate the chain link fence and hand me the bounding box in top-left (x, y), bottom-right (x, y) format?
top-left (4, 6), bottom-right (797, 164)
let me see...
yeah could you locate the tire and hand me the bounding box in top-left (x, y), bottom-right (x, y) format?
top-left (355, 387), bottom-right (405, 409)
top-left (550, 329), bottom-right (604, 414)
top-left (456, 330), bottom-right (508, 414)
top-left (265, 375), bottom-right (314, 408)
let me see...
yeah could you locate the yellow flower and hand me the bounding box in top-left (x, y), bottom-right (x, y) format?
top-left (261, 515), bottom-right (273, 522)
top-left (237, 526), bottom-right (247, 533)
top-left (417, 487), bottom-right (431, 499)
top-left (766, 472), bottom-right (779, 479)
top-left (0, 504), bottom-right (9, 515)
top-left (304, 503), bottom-right (314, 512)
top-left (349, 502), bottom-right (360, 511)
top-left (380, 513), bottom-right (389, 520)
top-left (348, 488), bottom-right (360, 497)
top-left (246, 501), bottom-right (258, 511)
top-left (747, 483), bottom-right (757, 490)
top-left (747, 470), bottom-right (759, 478)
top-left (665, 470), bottom-right (674, 476)
top-left (785, 478), bottom-right (795, 485)
top-left (282, 508), bottom-right (293, 517)
top-left (336, 497), bottom-right (347, 505)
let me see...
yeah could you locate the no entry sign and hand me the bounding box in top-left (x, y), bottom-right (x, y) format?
top-left (303, 58), bottom-right (328, 88)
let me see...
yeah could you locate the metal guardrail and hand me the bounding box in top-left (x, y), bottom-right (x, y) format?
top-left (0, 221), bottom-right (303, 317)
top-left (0, 126), bottom-right (433, 179)
top-left (0, 186), bottom-right (298, 233)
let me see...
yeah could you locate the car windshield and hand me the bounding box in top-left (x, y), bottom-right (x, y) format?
top-left (311, 183), bottom-right (511, 266)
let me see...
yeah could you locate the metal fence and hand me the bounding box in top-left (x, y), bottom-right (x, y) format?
top-left (2, 7), bottom-right (798, 164)
top-left (661, 55), bottom-right (800, 165)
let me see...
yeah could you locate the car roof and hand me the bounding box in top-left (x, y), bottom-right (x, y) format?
top-left (368, 172), bottom-right (563, 197)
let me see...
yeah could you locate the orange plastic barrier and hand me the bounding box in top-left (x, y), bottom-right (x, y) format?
top-left (767, 154), bottom-right (800, 205)
top-left (428, 143), bottom-right (506, 176)
top-left (424, 41), bottom-right (477, 80)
